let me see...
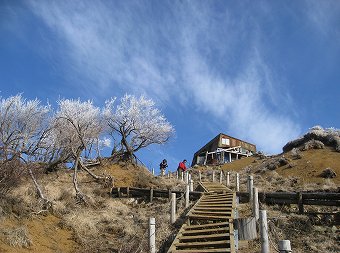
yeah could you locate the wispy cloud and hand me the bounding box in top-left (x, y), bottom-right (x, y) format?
top-left (27, 0), bottom-right (303, 153)
top-left (304, 0), bottom-right (340, 39)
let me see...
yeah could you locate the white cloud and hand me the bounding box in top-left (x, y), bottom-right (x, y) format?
top-left (27, 0), bottom-right (301, 153)
top-left (304, 0), bottom-right (340, 39)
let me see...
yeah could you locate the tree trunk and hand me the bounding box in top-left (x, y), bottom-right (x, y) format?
top-left (73, 153), bottom-right (85, 202)
top-left (28, 167), bottom-right (48, 202)
top-left (120, 131), bottom-right (134, 161)
top-left (79, 161), bottom-right (106, 180)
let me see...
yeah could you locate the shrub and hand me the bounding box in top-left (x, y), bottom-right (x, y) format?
top-left (291, 148), bottom-right (303, 159)
top-left (2, 226), bottom-right (32, 248)
top-left (0, 160), bottom-right (24, 195)
top-left (302, 139), bottom-right (324, 150)
top-left (283, 126), bottom-right (340, 152)
top-left (320, 168), bottom-right (337, 179)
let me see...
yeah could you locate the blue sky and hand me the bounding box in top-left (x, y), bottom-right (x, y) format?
top-left (1, 0), bottom-right (340, 173)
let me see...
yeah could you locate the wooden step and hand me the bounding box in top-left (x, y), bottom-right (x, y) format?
top-left (189, 214), bottom-right (232, 220)
top-left (179, 233), bottom-right (230, 242)
top-left (175, 239), bottom-right (230, 249)
top-left (183, 221), bottom-right (229, 229)
top-left (182, 227), bottom-right (228, 235)
top-left (198, 201), bottom-right (233, 205)
top-left (172, 248), bottom-right (231, 253)
top-left (193, 207), bottom-right (233, 211)
top-left (191, 210), bottom-right (232, 215)
top-left (195, 202), bottom-right (233, 207)
top-left (198, 197), bottom-right (232, 201)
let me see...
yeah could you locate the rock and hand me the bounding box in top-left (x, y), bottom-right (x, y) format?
top-left (279, 156), bottom-right (290, 166)
top-left (268, 163), bottom-right (278, 170)
top-left (320, 168), bottom-right (337, 178)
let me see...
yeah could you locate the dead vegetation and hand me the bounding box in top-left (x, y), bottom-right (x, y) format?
top-left (0, 160), bottom-right (190, 253)
top-left (1, 128), bottom-right (340, 252)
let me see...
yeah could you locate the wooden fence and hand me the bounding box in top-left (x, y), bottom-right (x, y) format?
top-left (111, 187), bottom-right (202, 201)
top-left (237, 191), bottom-right (340, 213)
top-left (112, 187), bottom-right (339, 210)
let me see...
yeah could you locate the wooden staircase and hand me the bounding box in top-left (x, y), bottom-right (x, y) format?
top-left (167, 182), bottom-right (236, 253)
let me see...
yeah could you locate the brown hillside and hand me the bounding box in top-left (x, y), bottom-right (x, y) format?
top-left (217, 147), bottom-right (340, 186)
top-left (0, 146), bottom-right (339, 252)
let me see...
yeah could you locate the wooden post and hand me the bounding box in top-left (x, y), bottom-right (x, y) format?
top-left (117, 187), bottom-right (121, 198)
top-left (185, 184), bottom-right (190, 208)
top-left (236, 173), bottom-right (240, 192)
top-left (150, 187), bottom-right (154, 203)
top-left (260, 210), bottom-right (269, 253)
top-left (149, 217), bottom-right (156, 253)
top-left (185, 171), bottom-right (189, 184)
top-left (167, 171), bottom-right (170, 178)
top-left (234, 195), bottom-right (239, 251)
top-left (278, 240), bottom-right (292, 253)
top-left (212, 171), bottom-right (215, 182)
top-left (236, 217), bottom-right (257, 240)
top-left (248, 175), bottom-right (254, 202)
top-left (171, 193), bottom-right (176, 224)
top-left (298, 192), bottom-right (304, 214)
top-left (176, 170), bottom-right (178, 179)
top-left (126, 187), bottom-right (130, 198)
top-left (253, 187), bottom-right (259, 220)
top-left (226, 172), bottom-right (230, 186)
top-left (152, 168), bottom-right (155, 175)
top-left (189, 179), bottom-right (194, 192)
top-left (181, 171), bottom-right (184, 181)
top-left (199, 171), bottom-right (202, 182)
top-left (189, 173), bottom-right (191, 181)
top-left (219, 171), bottom-right (223, 184)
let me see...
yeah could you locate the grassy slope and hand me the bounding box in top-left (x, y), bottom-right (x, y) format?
top-left (219, 147), bottom-right (340, 185)
top-left (0, 147), bottom-right (339, 253)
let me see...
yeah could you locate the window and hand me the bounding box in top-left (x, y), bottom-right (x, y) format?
top-left (221, 138), bottom-right (230, 145)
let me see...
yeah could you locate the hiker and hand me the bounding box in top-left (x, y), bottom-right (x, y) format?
top-left (159, 159), bottom-right (168, 176)
top-left (177, 159), bottom-right (187, 178)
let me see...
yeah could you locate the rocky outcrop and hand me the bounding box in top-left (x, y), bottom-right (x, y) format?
top-left (283, 126), bottom-right (340, 152)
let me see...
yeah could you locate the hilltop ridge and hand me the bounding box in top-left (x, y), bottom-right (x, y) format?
top-left (0, 127), bottom-right (339, 252)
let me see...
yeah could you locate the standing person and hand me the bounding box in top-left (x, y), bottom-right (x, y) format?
top-left (159, 159), bottom-right (168, 176)
top-left (177, 159), bottom-right (187, 178)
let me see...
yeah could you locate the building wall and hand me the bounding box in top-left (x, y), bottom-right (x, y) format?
top-left (192, 133), bottom-right (256, 166)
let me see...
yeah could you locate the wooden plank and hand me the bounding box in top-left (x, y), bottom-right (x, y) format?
top-left (303, 199), bottom-right (340, 206)
top-left (183, 221), bottom-right (229, 229)
top-left (203, 196), bottom-right (233, 200)
top-left (191, 210), bottom-right (232, 215)
top-left (194, 203), bottom-right (233, 207)
top-left (200, 197), bottom-right (234, 200)
top-left (193, 207), bottom-right (234, 211)
top-left (189, 214), bottom-right (232, 220)
top-left (302, 192), bottom-right (340, 200)
top-left (179, 233), bottom-right (230, 241)
top-left (175, 240), bottom-right (230, 248)
top-left (182, 227), bottom-right (228, 235)
top-left (172, 248), bottom-right (231, 253)
top-left (199, 201), bottom-right (234, 205)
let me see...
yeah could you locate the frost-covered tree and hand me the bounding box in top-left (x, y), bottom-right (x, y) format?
top-left (52, 98), bottom-right (107, 200)
top-left (104, 94), bottom-right (174, 160)
top-left (0, 94), bottom-right (51, 200)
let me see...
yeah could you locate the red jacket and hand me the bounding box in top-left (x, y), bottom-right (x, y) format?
top-left (178, 162), bottom-right (187, 171)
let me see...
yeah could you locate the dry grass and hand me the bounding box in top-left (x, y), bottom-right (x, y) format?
top-left (192, 146), bottom-right (339, 253)
top-left (1, 226), bottom-right (32, 248)
top-left (0, 145), bottom-right (339, 253)
top-left (0, 159), bottom-right (191, 253)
